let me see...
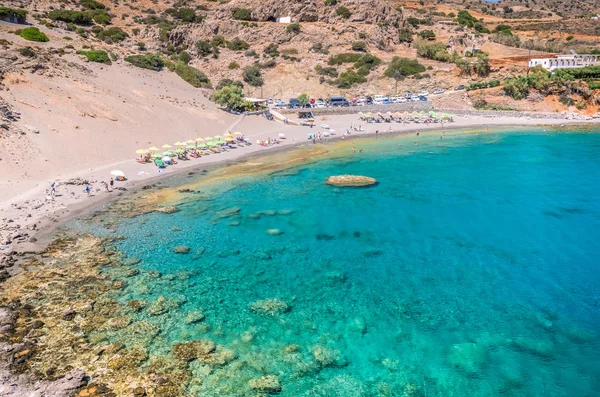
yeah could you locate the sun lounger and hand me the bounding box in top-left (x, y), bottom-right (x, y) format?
top-left (154, 159), bottom-right (166, 168)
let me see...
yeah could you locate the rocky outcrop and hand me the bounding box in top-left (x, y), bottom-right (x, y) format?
top-left (249, 375), bottom-right (281, 393)
top-left (325, 175), bottom-right (378, 187)
top-left (249, 298), bottom-right (290, 315)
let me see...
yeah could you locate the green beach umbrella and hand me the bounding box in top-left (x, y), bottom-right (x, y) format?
top-left (175, 148), bottom-right (186, 154)
top-left (213, 135), bottom-right (222, 139)
top-left (162, 151), bottom-right (173, 156)
top-left (204, 136), bottom-right (213, 141)
top-left (187, 144), bottom-right (196, 149)
top-left (152, 153), bottom-right (162, 158)
top-left (207, 141), bottom-right (217, 147)
top-left (198, 143), bottom-right (207, 148)
top-left (216, 140), bottom-right (225, 145)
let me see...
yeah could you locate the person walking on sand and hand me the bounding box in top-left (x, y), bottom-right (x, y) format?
top-left (375, 130), bottom-right (379, 138)
top-left (109, 178), bottom-right (114, 191)
top-left (388, 126), bottom-right (392, 133)
top-left (50, 182), bottom-right (56, 200)
top-left (84, 183), bottom-right (91, 196)
top-left (102, 181), bottom-right (109, 192)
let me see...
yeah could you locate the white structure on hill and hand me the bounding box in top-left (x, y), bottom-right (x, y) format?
top-left (529, 53), bottom-right (600, 71)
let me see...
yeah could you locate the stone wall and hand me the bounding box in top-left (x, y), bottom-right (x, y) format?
top-left (278, 101), bottom-right (433, 116)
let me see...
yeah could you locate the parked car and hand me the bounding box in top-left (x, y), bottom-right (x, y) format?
top-left (357, 96), bottom-right (368, 105)
top-left (454, 85), bottom-right (466, 91)
top-left (313, 100), bottom-right (326, 108)
top-left (366, 96), bottom-right (373, 105)
top-left (405, 93), bottom-right (415, 98)
top-left (267, 98), bottom-right (274, 104)
top-left (288, 98), bottom-right (301, 108)
top-left (329, 96), bottom-right (350, 107)
top-left (418, 96), bottom-right (428, 101)
top-left (275, 100), bottom-right (287, 107)
top-left (433, 89), bottom-right (445, 95)
top-left (410, 96), bottom-right (421, 102)
top-left (373, 95), bottom-right (386, 105)
top-left (418, 91), bottom-right (429, 97)
top-left (397, 97), bottom-right (407, 103)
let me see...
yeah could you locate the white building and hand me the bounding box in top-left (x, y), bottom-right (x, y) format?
top-left (528, 54), bottom-right (600, 71)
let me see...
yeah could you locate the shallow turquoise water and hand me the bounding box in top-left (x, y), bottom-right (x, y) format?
top-left (70, 128), bottom-right (600, 396)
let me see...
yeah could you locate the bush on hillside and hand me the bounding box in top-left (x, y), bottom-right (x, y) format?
top-left (228, 37), bottom-right (249, 51)
top-left (196, 40), bottom-right (213, 57)
top-left (211, 34), bottom-right (226, 47)
top-left (383, 57), bottom-right (426, 79)
top-left (213, 85), bottom-right (246, 111)
top-left (418, 30), bottom-right (435, 39)
top-left (179, 51), bottom-right (191, 64)
top-left (414, 39), bottom-right (452, 62)
top-left (398, 28), bottom-right (413, 43)
top-left (48, 10), bottom-right (93, 25)
top-left (503, 77), bottom-right (530, 100)
top-left (76, 49), bottom-right (111, 64)
top-left (336, 6), bottom-right (351, 19)
top-left (331, 70), bottom-right (366, 88)
top-left (165, 7), bottom-right (203, 23)
top-left (19, 27), bottom-right (49, 42)
top-left (286, 22), bottom-right (301, 34)
top-left (324, 0), bottom-right (337, 5)
top-left (80, 0), bottom-right (105, 10)
top-left (242, 65), bottom-right (263, 87)
top-left (0, 7), bottom-right (27, 24)
top-left (315, 65), bottom-right (338, 78)
top-left (216, 79), bottom-right (244, 90)
top-left (125, 53), bottom-right (164, 71)
top-left (165, 61), bottom-right (211, 87)
top-left (96, 27), bottom-right (128, 43)
top-left (351, 41), bottom-right (367, 52)
top-left (19, 46), bottom-right (35, 57)
top-left (264, 43), bottom-right (279, 57)
top-left (328, 53), bottom-right (361, 65)
top-left (233, 8), bottom-right (252, 21)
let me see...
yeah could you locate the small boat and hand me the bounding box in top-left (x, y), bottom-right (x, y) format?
top-left (320, 124), bottom-right (330, 129)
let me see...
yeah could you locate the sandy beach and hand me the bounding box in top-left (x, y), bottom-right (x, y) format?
top-left (1, 111), bottom-right (599, 262)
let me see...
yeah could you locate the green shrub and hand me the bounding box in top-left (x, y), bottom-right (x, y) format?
top-left (559, 95), bottom-right (574, 106)
top-left (165, 61), bottom-right (211, 87)
top-left (331, 70), bottom-right (366, 88)
top-left (76, 49), bottom-right (111, 64)
top-left (242, 65), bottom-right (263, 87)
top-left (125, 53), bottom-right (164, 71)
top-left (315, 65), bottom-right (338, 77)
top-left (503, 77), bottom-right (530, 100)
top-left (137, 41), bottom-right (146, 51)
top-left (336, 6), bottom-right (351, 19)
top-left (286, 22), bottom-right (301, 35)
top-left (358, 32), bottom-right (367, 39)
top-left (179, 51), bottom-right (191, 64)
top-left (80, 0), bottom-right (105, 10)
top-left (328, 53), bottom-right (361, 65)
top-left (96, 27), bottom-right (128, 43)
top-left (324, 0), bottom-right (337, 5)
top-left (261, 59), bottom-right (277, 68)
top-left (0, 7), bottom-right (27, 24)
top-left (383, 57), bottom-right (425, 79)
top-left (213, 84), bottom-right (245, 111)
top-left (244, 49), bottom-right (257, 57)
top-left (19, 27), bottom-right (49, 42)
top-left (233, 8), bottom-right (252, 21)
top-left (414, 39), bottom-right (451, 62)
top-left (457, 10), bottom-right (478, 27)
top-left (228, 37), bottom-right (249, 51)
top-left (165, 7), bottom-right (203, 23)
top-left (228, 61), bottom-right (240, 69)
top-left (353, 53), bottom-right (381, 73)
top-left (418, 30), bottom-right (435, 39)
top-left (398, 28), bottom-right (412, 43)
top-left (196, 40), bottom-right (213, 57)
top-left (90, 10), bottom-right (111, 25)
top-left (48, 10), bottom-right (93, 25)
top-left (264, 43), bottom-right (279, 57)
top-left (216, 79), bottom-right (244, 90)
top-left (351, 41), bottom-right (367, 52)
top-left (211, 34), bottom-right (226, 47)
top-left (19, 47), bottom-right (35, 57)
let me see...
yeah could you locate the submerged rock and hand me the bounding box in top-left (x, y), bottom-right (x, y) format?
top-left (313, 345), bottom-right (347, 368)
top-left (325, 175), bottom-right (378, 187)
top-left (249, 375), bottom-right (281, 393)
top-left (249, 299), bottom-right (290, 316)
top-left (184, 311), bottom-right (205, 324)
top-left (154, 206), bottom-right (180, 214)
top-left (173, 246), bottom-right (191, 254)
top-left (172, 340), bottom-right (216, 361)
top-left (266, 229), bottom-right (283, 236)
top-left (446, 342), bottom-right (486, 375)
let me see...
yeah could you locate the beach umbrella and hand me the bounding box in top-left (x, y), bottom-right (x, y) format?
top-left (233, 132), bottom-right (242, 135)
top-left (205, 136), bottom-right (213, 141)
top-left (186, 139), bottom-right (195, 143)
top-left (174, 142), bottom-right (185, 146)
top-left (136, 149), bottom-right (148, 154)
top-left (208, 141), bottom-right (217, 147)
top-left (225, 137), bottom-right (234, 142)
top-left (175, 148), bottom-right (186, 154)
top-left (148, 146), bottom-right (160, 151)
top-left (224, 132), bottom-right (233, 136)
top-left (187, 144), bottom-right (196, 149)
top-left (162, 151), bottom-right (173, 156)
top-left (162, 144), bottom-right (172, 149)
top-left (198, 143), bottom-right (207, 148)
top-left (213, 135), bottom-right (222, 139)
top-left (110, 170), bottom-right (125, 177)
top-left (216, 140), bottom-right (225, 145)
top-left (152, 153), bottom-right (162, 159)
top-left (196, 138), bottom-right (204, 142)
top-left (162, 156), bottom-right (171, 162)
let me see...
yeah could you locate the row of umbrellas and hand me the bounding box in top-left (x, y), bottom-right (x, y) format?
top-left (136, 132), bottom-right (244, 156)
top-left (359, 111), bottom-right (454, 119)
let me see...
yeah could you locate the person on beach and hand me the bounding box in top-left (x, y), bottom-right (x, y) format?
top-left (375, 130), bottom-right (379, 138)
top-left (388, 126), bottom-right (392, 133)
top-left (352, 147), bottom-right (356, 153)
top-left (50, 183), bottom-right (56, 199)
top-left (102, 181), bottom-right (109, 192)
top-left (84, 183), bottom-right (91, 196)
top-left (110, 178), bottom-right (114, 190)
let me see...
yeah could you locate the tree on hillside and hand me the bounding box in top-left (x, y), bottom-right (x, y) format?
top-left (298, 93), bottom-right (310, 106)
top-left (243, 65), bottom-right (264, 87)
top-left (213, 85), bottom-right (246, 110)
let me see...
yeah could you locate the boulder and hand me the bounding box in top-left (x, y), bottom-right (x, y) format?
top-left (313, 345), bottom-right (347, 368)
top-left (172, 246), bottom-right (191, 254)
top-left (249, 299), bottom-right (290, 315)
top-left (325, 175), bottom-right (377, 187)
top-left (184, 311), bottom-right (205, 324)
top-left (172, 340), bottom-right (216, 361)
top-left (249, 375), bottom-right (281, 393)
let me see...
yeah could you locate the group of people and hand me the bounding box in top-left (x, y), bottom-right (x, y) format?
top-left (48, 178), bottom-right (115, 200)
top-left (257, 136), bottom-right (283, 146)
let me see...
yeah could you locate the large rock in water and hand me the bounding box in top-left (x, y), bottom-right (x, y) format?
top-left (325, 175), bottom-right (377, 187)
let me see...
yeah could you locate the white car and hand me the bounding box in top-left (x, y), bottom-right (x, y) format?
top-left (418, 91), bottom-right (429, 97)
top-left (373, 95), bottom-right (386, 104)
top-left (313, 101), bottom-right (326, 108)
top-left (433, 89), bottom-right (445, 95)
top-left (410, 96), bottom-right (420, 102)
top-left (397, 97), bottom-right (407, 103)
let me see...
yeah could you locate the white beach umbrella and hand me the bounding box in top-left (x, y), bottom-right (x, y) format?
top-left (110, 170), bottom-right (126, 177)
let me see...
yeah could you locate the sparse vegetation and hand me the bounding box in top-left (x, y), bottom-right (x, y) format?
top-left (228, 37), bottom-right (249, 51)
top-left (242, 65), bottom-right (263, 87)
top-left (96, 27), bottom-right (129, 43)
top-left (216, 79), bottom-right (244, 90)
top-left (383, 57), bottom-right (426, 80)
top-left (165, 60), bottom-right (211, 88)
top-left (315, 65), bottom-right (338, 78)
top-left (228, 61), bottom-right (240, 69)
top-left (264, 43), bottom-right (279, 57)
top-left (351, 41), bottom-right (367, 52)
top-left (331, 70), bottom-right (366, 88)
top-left (414, 39), bottom-right (452, 62)
top-left (336, 6), bottom-right (352, 19)
top-left (286, 22), bottom-right (301, 35)
top-left (80, 0), bottom-right (105, 10)
top-left (19, 47), bottom-right (35, 57)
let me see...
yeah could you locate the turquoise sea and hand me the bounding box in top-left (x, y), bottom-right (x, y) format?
top-left (68, 128), bottom-right (600, 396)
